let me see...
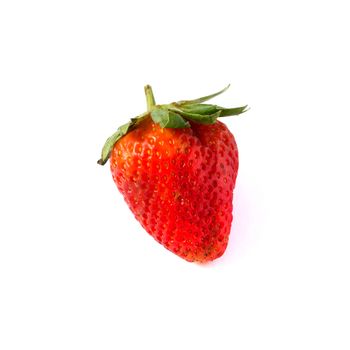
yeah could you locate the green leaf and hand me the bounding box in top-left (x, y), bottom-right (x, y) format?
top-left (177, 85), bottom-right (230, 105)
top-left (170, 107), bottom-right (221, 124)
top-left (219, 105), bottom-right (249, 117)
top-left (166, 111), bottom-right (190, 128)
top-left (151, 108), bottom-right (189, 128)
top-left (180, 104), bottom-right (218, 115)
top-left (150, 108), bottom-right (168, 124)
top-left (97, 115), bottom-right (147, 165)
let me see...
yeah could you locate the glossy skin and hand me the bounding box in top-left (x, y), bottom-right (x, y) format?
top-left (110, 117), bottom-right (239, 262)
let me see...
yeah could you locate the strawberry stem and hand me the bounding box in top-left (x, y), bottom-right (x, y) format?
top-left (144, 85), bottom-right (156, 111)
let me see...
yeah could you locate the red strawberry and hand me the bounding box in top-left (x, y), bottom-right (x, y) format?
top-left (98, 85), bottom-right (247, 262)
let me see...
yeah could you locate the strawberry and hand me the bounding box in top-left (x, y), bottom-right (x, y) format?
top-left (98, 85), bottom-right (247, 262)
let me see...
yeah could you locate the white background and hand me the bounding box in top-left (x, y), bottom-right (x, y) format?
top-left (1, 0), bottom-right (349, 349)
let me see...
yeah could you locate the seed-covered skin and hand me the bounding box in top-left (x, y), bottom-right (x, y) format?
top-left (110, 117), bottom-right (238, 262)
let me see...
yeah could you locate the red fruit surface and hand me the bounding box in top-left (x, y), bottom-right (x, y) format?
top-left (110, 117), bottom-right (238, 262)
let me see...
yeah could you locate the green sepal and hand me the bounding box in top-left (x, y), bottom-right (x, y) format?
top-left (97, 115), bottom-right (146, 165)
top-left (169, 107), bottom-right (221, 124)
top-left (151, 108), bottom-right (190, 128)
top-left (150, 107), bottom-right (167, 124)
top-left (179, 104), bottom-right (219, 115)
top-left (219, 105), bottom-right (249, 117)
top-left (180, 103), bottom-right (249, 117)
top-left (169, 103), bottom-right (248, 124)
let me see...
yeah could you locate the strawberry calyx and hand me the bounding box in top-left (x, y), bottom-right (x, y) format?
top-left (97, 85), bottom-right (248, 165)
